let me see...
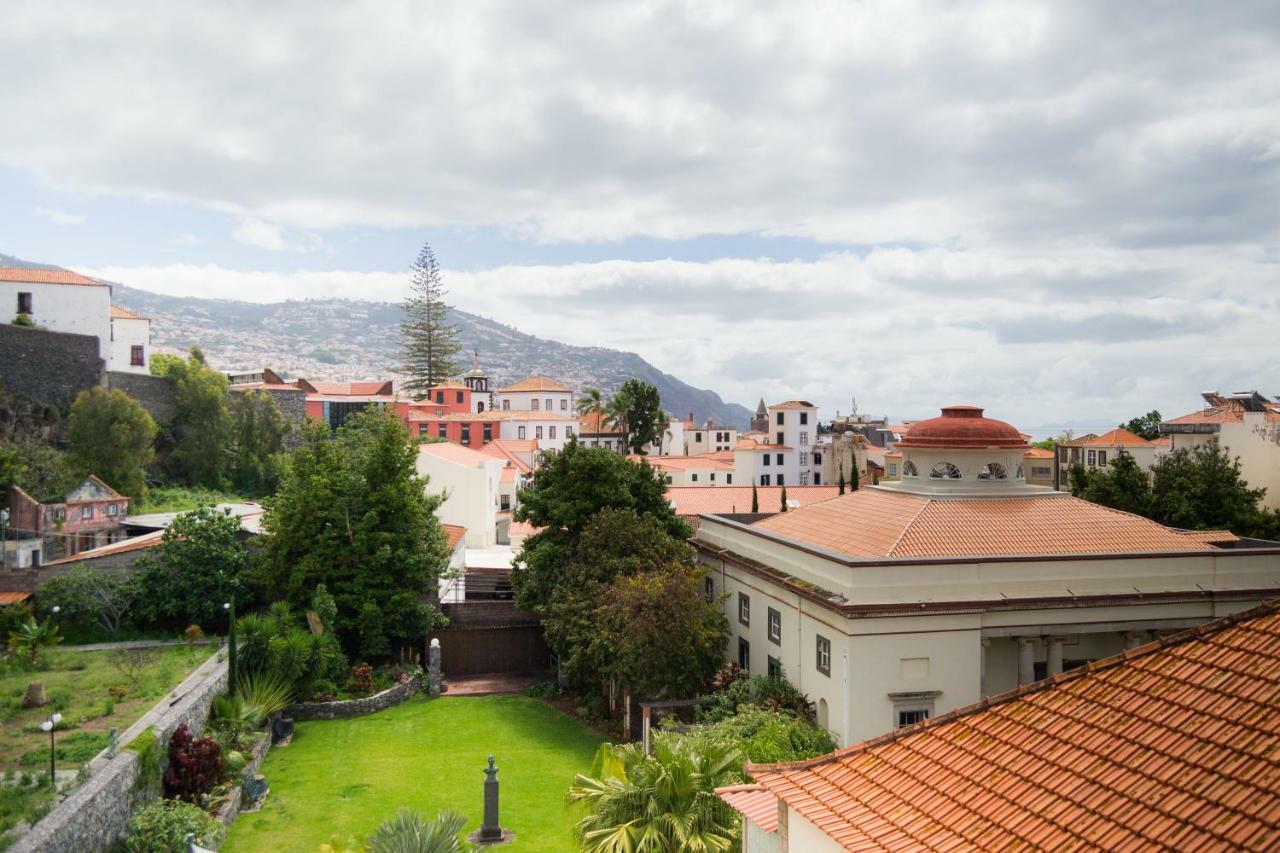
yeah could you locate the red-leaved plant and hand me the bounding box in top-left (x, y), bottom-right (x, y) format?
top-left (347, 663), bottom-right (374, 695)
top-left (162, 723), bottom-right (225, 802)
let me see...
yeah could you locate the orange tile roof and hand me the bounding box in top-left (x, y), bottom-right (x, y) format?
top-left (0, 592), bottom-right (32, 605)
top-left (44, 529), bottom-right (165, 565)
top-left (638, 454), bottom-right (736, 471)
top-left (715, 784), bottom-right (779, 832)
top-left (418, 441), bottom-right (497, 467)
top-left (578, 411), bottom-right (620, 433)
top-left (667, 486), bottom-right (840, 516)
top-left (497, 376), bottom-right (572, 393)
top-left (0, 267), bottom-right (103, 286)
top-left (768, 400), bottom-right (815, 410)
top-left (408, 409), bottom-right (574, 423)
top-left (1165, 399), bottom-right (1280, 426)
top-left (480, 440), bottom-right (535, 474)
top-left (750, 489), bottom-right (1220, 558)
top-left (1023, 446), bottom-right (1055, 459)
top-left (441, 523), bottom-right (466, 551)
top-left (508, 520), bottom-right (542, 538)
top-left (746, 602), bottom-right (1280, 851)
top-left (109, 305), bottom-right (147, 320)
top-left (1077, 427), bottom-right (1159, 447)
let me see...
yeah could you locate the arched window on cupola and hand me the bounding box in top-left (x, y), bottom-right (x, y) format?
top-left (977, 462), bottom-right (1008, 480)
top-left (1016, 464), bottom-right (1025, 479)
top-left (929, 462), bottom-right (961, 479)
top-left (903, 460), bottom-right (919, 477)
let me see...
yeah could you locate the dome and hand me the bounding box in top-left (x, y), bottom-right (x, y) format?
top-left (896, 406), bottom-right (1028, 450)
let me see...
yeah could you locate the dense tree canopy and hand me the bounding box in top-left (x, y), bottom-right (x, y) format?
top-left (132, 505), bottom-right (249, 631)
top-left (605, 379), bottom-right (667, 455)
top-left (1149, 442), bottom-right (1277, 537)
top-left (65, 386), bottom-right (157, 500)
top-left (257, 410), bottom-right (449, 656)
top-left (1121, 410), bottom-right (1163, 441)
top-left (154, 348), bottom-right (233, 490)
top-left (1077, 452), bottom-right (1152, 516)
top-left (228, 389), bottom-right (290, 496)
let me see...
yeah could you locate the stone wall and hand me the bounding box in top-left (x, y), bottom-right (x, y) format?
top-left (283, 674), bottom-right (420, 721)
top-left (11, 649), bottom-right (228, 853)
top-left (0, 325), bottom-right (103, 409)
top-left (106, 371), bottom-right (176, 426)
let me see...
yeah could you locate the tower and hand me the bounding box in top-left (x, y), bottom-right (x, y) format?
top-left (751, 397), bottom-right (768, 433)
top-left (464, 351), bottom-right (491, 413)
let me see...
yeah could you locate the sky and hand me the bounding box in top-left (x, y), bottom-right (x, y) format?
top-left (2, 1), bottom-right (1278, 427)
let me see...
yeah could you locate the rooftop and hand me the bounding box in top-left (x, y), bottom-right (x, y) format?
top-left (1164, 391), bottom-right (1280, 427)
top-left (742, 601), bottom-right (1280, 851)
top-left (418, 441), bottom-right (498, 467)
top-left (109, 305), bottom-right (147, 320)
top-left (497, 376), bottom-right (572, 393)
top-left (0, 266), bottom-right (104, 286)
top-left (896, 405), bottom-right (1028, 450)
top-left (667, 485), bottom-right (840, 516)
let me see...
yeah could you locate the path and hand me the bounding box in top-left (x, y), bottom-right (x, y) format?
top-left (60, 638), bottom-right (217, 652)
top-left (443, 672), bottom-right (548, 696)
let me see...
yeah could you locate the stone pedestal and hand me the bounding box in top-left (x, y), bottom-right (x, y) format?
top-left (467, 755), bottom-right (513, 846)
top-left (428, 638), bottom-right (442, 697)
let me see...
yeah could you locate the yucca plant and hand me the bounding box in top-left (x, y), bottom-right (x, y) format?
top-left (568, 734), bottom-right (744, 853)
top-left (235, 670), bottom-right (293, 724)
top-left (319, 809), bottom-right (472, 853)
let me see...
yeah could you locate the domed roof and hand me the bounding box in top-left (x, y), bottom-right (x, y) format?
top-left (896, 406), bottom-right (1028, 450)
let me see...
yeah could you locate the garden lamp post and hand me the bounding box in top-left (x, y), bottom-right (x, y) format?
top-left (40, 711), bottom-right (61, 787)
top-left (0, 507), bottom-right (9, 569)
top-left (224, 600), bottom-right (237, 688)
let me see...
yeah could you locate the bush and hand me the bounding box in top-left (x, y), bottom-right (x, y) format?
top-left (184, 624), bottom-right (205, 642)
top-left (701, 707), bottom-right (836, 763)
top-left (524, 681), bottom-right (562, 699)
top-left (697, 672), bottom-right (816, 724)
top-left (347, 662), bottom-right (374, 695)
top-left (11, 314), bottom-right (33, 327)
top-left (162, 723), bottom-right (224, 802)
top-left (123, 799), bottom-right (225, 853)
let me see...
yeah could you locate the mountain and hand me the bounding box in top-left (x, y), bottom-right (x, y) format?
top-left (109, 285), bottom-right (753, 428)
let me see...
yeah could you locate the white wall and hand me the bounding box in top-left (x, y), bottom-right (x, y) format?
top-left (787, 810), bottom-right (845, 853)
top-left (416, 452), bottom-right (505, 548)
top-left (0, 282), bottom-right (111, 361)
top-left (498, 416), bottom-right (576, 452)
top-left (495, 389), bottom-right (574, 415)
top-left (109, 316), bottom-right (150, 374)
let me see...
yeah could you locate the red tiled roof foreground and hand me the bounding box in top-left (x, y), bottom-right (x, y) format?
top-left (751, 488), bottom-right (1233, 558)
top-left (715, 784), bottom-right (779, 832)
top-left (740, 601), bottom-right (1280, 851)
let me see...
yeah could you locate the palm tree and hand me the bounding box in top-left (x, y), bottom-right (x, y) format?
top-left (321, 809), bottom-right (472, 853)
top-left (577, 387), bottom-right (606, 418)
top-left (568, 734), bottom-right (744, 853)
top-left (603, 389), bottom-right (632, 450)
top-left (8, 618), bottom-right (62, 663)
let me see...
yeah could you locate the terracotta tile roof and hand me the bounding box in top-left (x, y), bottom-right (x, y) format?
top-left (667, 486), bottom-right (840, 516)
top-left (1023, 446), bottom-right (1055, 459)
top-left (497, 376), bottom-right (572, 393)
top-left (480, 440), bottom-right (534, 474)
top-left (638, 454), bottom-right (736, 471)
top-left (304, 380), bottom-right (394, 396)
top-left (746, 601), bottom-right (1280, 852)
top-left (715, 784), bottom-right (778, 832)
top-left (44, 529), bottom-right (165, 565)
top-left (407, 410), bottom-right (574, 423)
top-left (750, 489), bottom-right (1220, 558)
top-left (1174, 528), bottom-right (1240, 546)
top-left (1077, 427), bottom-right (1160, 447)
top-left (0, 592), bottom-right (32, 605)
top-left (440, 524), bottom-right (466, 551)
top-left (578, 411), bottom-right (620, 433)
top-left (0, 267), bottom-right (103, 286)
top-left (768, 400), bottom-right (815, 410)
top-left (109, 305), bottom-right (147, 320)
top-left (418, 441), bottom-right (497, 467)
top-left (1165, 400), bottom-right (1280, 426)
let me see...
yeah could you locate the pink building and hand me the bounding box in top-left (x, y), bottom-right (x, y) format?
top-left (6, 475), bottom-right (129, 559)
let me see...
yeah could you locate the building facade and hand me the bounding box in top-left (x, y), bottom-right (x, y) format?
top-left (1162, 390), bottom-right (1280, 510)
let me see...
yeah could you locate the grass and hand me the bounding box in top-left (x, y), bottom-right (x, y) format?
top-left (136, 486), bottom-right (252, 514)
top-left (223, 695), bottom-right (605, 852)
top-left (0, 643), bottom-right (216, 772)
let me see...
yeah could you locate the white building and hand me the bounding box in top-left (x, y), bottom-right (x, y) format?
top-left (762, 401), bottom-right (819, 486)
top-left (416, 442), bottom-right (507, 548)
top-left (109, 305), bottom-right (151, 374)
top-left (1162, 390), bottom-right (1280, 510)
top-left (692, 404), bottom-right (1280, 747)
top-left (1, 267), bottom-right (111, 364)
top-left (495, 411), bottom-right (577, 452)
top-left (494, 376), bottom-right (575, 416)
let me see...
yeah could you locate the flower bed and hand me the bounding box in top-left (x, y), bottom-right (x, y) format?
top-left (281, 674), bottom-right (420, 721)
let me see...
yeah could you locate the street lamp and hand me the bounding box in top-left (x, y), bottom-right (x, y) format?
top-left (40, 711), bottom-right (62, 788)
top-left (224, 601), bottom-right (237, 688)
top-left (1, 507), bottom-right (9, 569)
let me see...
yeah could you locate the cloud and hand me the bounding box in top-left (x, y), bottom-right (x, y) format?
top-left (35, 206), bottom-right (83, 226)
top-left (231, 217), bottom-right (325, 253)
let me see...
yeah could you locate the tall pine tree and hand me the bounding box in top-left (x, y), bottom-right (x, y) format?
top-left (400, 243), bottom-right (461, 398)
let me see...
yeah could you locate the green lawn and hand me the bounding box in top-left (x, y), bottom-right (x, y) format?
top-left (223, 695), bottom-right (605, 853)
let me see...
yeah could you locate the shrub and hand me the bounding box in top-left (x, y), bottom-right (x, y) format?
top-left (524, 681), bottom-right (562, 699)
top-left (702, 707), bottom-right (836, 763)
top-left (162, 723), bottom-right (224, 802)
top-left (8, 618), bottom-right (62, 664)
top-left (697, 673), bottom-right (816, 724)
top-left (12, 314), bottom-right (33, 327)
top-left (184, 624), bottom-right (205, 642)
top-left (347, 663), bottom-right (374, 695)
top-left (123, 799), bottom-right (225, 853)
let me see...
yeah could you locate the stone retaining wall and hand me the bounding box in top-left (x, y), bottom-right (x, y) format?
top-left (213, 732), bottom-right (273, 829)
top-left (0, 325), bottom-right (103, 409)
top-left (11, 650), bottom-right (228, 853)
top-left (283, 675), bottom-right (420, 721)
top-left (106, 371), bottom-right (177, 425)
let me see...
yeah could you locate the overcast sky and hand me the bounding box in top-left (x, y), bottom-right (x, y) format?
top-left (2, 1), bottom-right (1278, 426)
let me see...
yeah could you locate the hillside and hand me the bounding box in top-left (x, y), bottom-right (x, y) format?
top-left (108, 285), bottom-right (752, 427)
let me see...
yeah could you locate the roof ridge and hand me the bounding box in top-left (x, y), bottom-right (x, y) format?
top-left (746, 598), bottom-right (1280, 778)
top-left (885, 493), bottom-right (940, 558)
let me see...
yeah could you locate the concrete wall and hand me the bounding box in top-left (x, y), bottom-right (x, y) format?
top-left (12, 649), bottom-right (227, 853)
top-left (106, 371), bottom-right (176, 425)
top-left (0, 325), bottom-right (103, 408)
top-left (108, 317), bottom-right (150, 374)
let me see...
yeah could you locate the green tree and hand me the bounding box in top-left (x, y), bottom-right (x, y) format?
top-left (701, 707), bottom-right (836, 764)
top-left (605, 380), bottom-right (666, 455)
top-left (1067, 462), bottom-right (1090, 497)
top-left (133, 506), bottom-right (249, 631)
top-left (37, 564), bottom-right (137, 638)
top-left (837, 460), bottom-right (845, 495)
top-left (1121, 410), bottom-right (1163, 441)
top-left (1149, 442), bottom-right (1269, 534)
top-left (568, 735), bottom-right (743, 853)
top-left (779, 484), bottom-right (788, 512)
top-left (154, 349), bottom-right (233, 490)
top-left (10, 441), bottom-right (78, 502)
top-left (148, 352), bottom-right (185, 378)
top-left (577, 387), bottom-right (606, 418)
top-left (65, 387), bottom-right (157, 500)
top-left (751, 483), bottom-right (759, 513)
top-left (258, 410), bottom-right (448, 656)
top-left (400, 243), bottom-right (461, 398)
top-left (229, 389), bottom-right (290, 496)
top-left (1079, 452), bottom-right (1153, 516)
top-left (512, 439), bottom-right (688, 619)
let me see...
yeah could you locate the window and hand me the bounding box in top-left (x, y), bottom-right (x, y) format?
top-left (17, 292), bottom-right (32, 315)
top-left (696, 432), bottom-right (703, 442)
top-left (106, 504), bottom-right (118, 517)
top-left (775, 453), bottom-right (783, 466)
top-left (560, 398), bottom-right (567, 410)
top-left (738, 592), bottom-right (750, 625)
top-left (436, 391), bottom-right (445, 404)
top-left (726, 474), bottom-right (733, 484)
top-left (763, 454), bottom-right (771, 466)
top-left (456, 391), bottom-right (464, 404)
top-left (929, 462), bottom-right (962, 479)
top-left (549, 426), bottom-right (557, 439)
top-left (130, 345), bottom-right (145, 366)
top-left (767, 607), bottom-right (781, 644)
top-left (545, 398), bottom-right (552, 411)
top-left (483, 423), bottom-right (493, 443)
top-left (532, 399), bottom-right (540, 411)
top-left (800, 470), bottom-right (809, 485)
top-left (776, 431), bottom-right (784, 444)
top-left (903, 460), bottom-right (919, 477)
top-left (566, 426), bottom-right (573, 437)
top-left (503, 399), bottom-right (510, 411)
top-left (977, 462), bottom-right (1008, 480)
top-left (776, 412), bottom-right (784, 425)
top-left (889, 463), bottom-right (898, 475)
top-left (1097, 450), bottom-right (1107, 466)
top-left (691, 473), bottom-right (698, 482)
top-left (800, 412), bottom-right (808, 425)
top-left (1033, 466), bottom-right (1049, 477)
top-left (799, 453), bottom-right (808, 466)
top-left (500, 494), bottom-right (511, 511)
top-left (477, 402), bottom-right (485, 412)
top-left (768, 656), bottom-right (783, 680)
top-left (777, 474), bottom-right (785, 486)
top-left (800, 431), bottom-right (808, 446)
top-left (437, 423), bottom-right (447, 438)
top-left (816, 635), bottom-right (831, 676)
top-left (518, 426), bottom-right (527, 439)
top-left (704, 576), bottom-right (714, 602)
top-left (418, 424), bottom-right (428, 435)
top-left (738, 638), bottom-right (750, 671)
top-left (536, 426), bottom-right (544, 440)
top-left (896, 708), bottom-right (930, 728)
top-left (80, 506), bottom-right (93, 520)
top-left (760, 474), bottom-right (771, 486)
top-left (460, 424), bottom-right (471, 444)
top-left (813, 452), bottom-right (822, 466)
top-left (664, 475), bottom-right (673, 484)
top-left (1087, 449), bottom-right (1096, 466)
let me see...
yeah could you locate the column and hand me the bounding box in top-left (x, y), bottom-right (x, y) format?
top-left (980, 638), bottom-right (991, 697)
top-left (1047, 637), bottom-right (1064, 676)
top-left (1017, 637), bottom-right (1036, 685)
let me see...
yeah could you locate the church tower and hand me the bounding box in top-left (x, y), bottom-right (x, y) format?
top-left (464, 351), bottom-right (491, 413)
top-left (750, 397), bottom-right (769, 432)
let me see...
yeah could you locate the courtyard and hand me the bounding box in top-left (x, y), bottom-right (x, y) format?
top-left (223, 694), bottom-right (605, 852)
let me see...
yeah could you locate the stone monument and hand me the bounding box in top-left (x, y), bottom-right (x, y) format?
top-left (428, 638), bottom-right (442, 697)
top-left (467, 755), bottom-right (513, 845)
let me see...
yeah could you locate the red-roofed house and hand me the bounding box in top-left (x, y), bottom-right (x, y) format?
top-left (6, 476), bottom-right (129, 560)
top-left (1053, 426), bottom-right (1168, 491)
top-left (693, 404), bottom-right (1280, 747)
top-left (1162, 390), bottom-right (1280, 509)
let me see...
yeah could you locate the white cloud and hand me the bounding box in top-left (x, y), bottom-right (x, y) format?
top-left (35, 206), bottom-right (83, 226)
top-left (231, 217), bottom-right (325, 253)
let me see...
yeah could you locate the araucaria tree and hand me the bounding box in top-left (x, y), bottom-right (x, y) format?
top-left (400, 243), bottom-right (461, 398)
top-left (258, 409), bottom-right (449, 656)
top-left (66, 386), bottom-right (157, 500)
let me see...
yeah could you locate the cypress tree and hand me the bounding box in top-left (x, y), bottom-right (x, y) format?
top-left (400, 243), bottom-right (461, 398)
top-left (849, 452), bottom-right (859, 491)
top-left (780, 485), bottom-right (788, 512)
top-left (837, 460), bottom-right (846, 495)
top-left (751, 483), bottom-right (759, 513)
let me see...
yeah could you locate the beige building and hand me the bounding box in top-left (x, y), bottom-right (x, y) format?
top-left (1053, 427), bottom-right (1167, 491)
top-left (692, 405), bottom-right (1280, 748)
top-left (1162, 390), bottom-right (1280, 510)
